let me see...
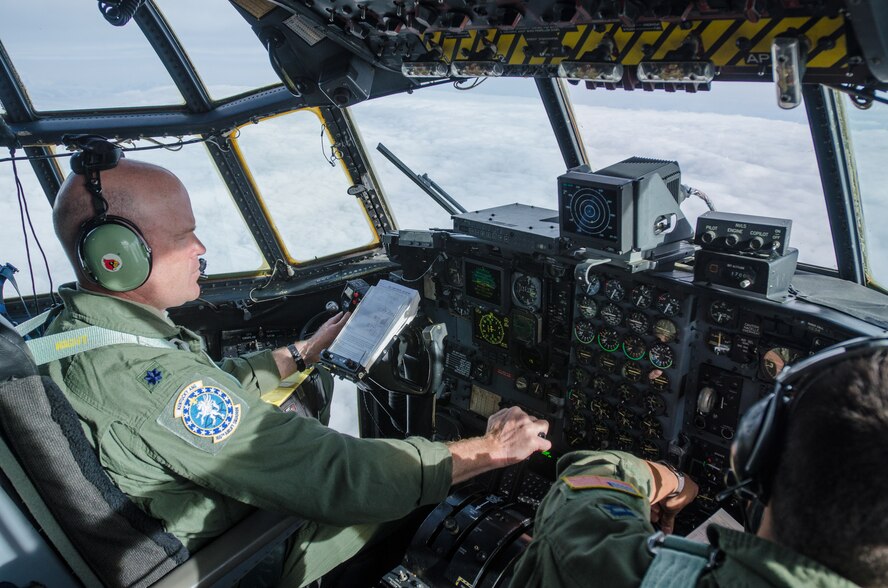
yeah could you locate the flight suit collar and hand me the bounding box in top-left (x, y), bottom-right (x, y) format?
top-left (58, 284), bottom-right (184, 341)
top-left (707, 525), bottom-right (858, 587)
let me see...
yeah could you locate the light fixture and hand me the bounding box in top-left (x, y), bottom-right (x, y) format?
top-left (772, 37), bottom-right (806, 110)
top-left (636, 60), bottom-right (715, 84)
top-left (401, 61), bottom-right (450, 78)
top-left (450, 61), bottom-right (504, 77)
top-left (557, 61), bottom-right (623, 82)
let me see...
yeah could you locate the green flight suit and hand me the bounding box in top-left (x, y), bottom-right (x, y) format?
top-left (510, 450), bottom-right (858, 588)
top-left (41, 285), bottom-right (453, 586)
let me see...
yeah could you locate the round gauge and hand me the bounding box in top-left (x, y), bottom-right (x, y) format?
top-left (708, 330), bottom-right (733, 356)
top-left (449, 292), bottom-right (471, 317)
top-left (590, 423), bottom-right (611, 449)
top-left (617, 384), bottom-right (637, 404)
top-left (572, 368), bottom-right (590, 387)
top-left (652, 318), bottom-right (678, 343)
top-left (761, 347), bottom-right (799, 381)
top-left (655, 292), bottom-right (681, 317)
top-left (604, 279), bottom-right (625, 302)
top-left (573, 320), bottom-right (596, 345)
top-left (515, 376), bottom-right (528, 392)
top-left (615, 433), bottom-right (637, 453)
top-left (645, 394), bottom-right (666, 416)
top-left (616, 407), bottom-right (634, 429)
top-left (575, 346), bottom-right (595, 365)
top-left (591, 375), bottom-right (611, 396)
top-left (649, 343), bottom-right (674, 369)
top-left (626, 310), bottom-right (650, 335)
top-left (445, 257), bottom-right (463, 287)
top-left (478, 312), bottom-right (506, 346)
top-left (622, 335), bottom-right (647, 361)
top-left (649, 369), bottom-right (671, 392)
top-left (597, 353), bottom-right (618, 373)
top-left (630, 284), bottom-right (654, 309)
top-left (709, 300), bottom-right (737, 325)
top-left (597, 328), bottom-right (621, 353)
top-left (641, 416), bottom-right (662, 438)
top-left (590, 398), bottom-right (609, 419)
top-left (512, 274), bottom-right (541, 309)
top-left (567, 389), bottom-right (586, 410)
top-left (640, 440), bottom-right (660, 460)
top-left (623, 362), bottom-right (643, 382)
top-left (585, 272), bottom-right (602, 296)
top-left (600, 303), bottom-right (624, 327)
top-left (577, 296), bottom-right (599, 319)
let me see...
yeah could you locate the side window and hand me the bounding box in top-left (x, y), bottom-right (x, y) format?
top-left (233, 110), bottom-right (378, 263)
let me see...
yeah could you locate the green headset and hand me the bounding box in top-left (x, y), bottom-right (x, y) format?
top-left (69, 136), bottom-right (153, 292)
top-left (725, 335), bottom-right (888, 526)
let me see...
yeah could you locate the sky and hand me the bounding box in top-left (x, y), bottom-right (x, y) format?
top-left (1, 2), bottom-right (887, 438)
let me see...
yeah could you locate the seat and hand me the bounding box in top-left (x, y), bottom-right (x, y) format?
top-left (0, 314), bottom-right (304, 587)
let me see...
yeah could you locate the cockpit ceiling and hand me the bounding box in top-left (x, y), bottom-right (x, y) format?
top-left (232, 0), bottom-right (886, 101)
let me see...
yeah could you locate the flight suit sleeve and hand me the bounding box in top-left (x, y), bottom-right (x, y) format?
top-left (139, 367), bottom-right (453, 527)
top-left (509, 450), bottom-right (656, 588)
top-left (217, 349), bottom-right (281, 396)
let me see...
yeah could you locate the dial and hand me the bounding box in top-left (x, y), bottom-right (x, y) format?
top-left (640, 416), bottom-right (662, 438)
top-left (572, 368), bottom-right (590, 387)
top-left (585, 272), bottom-right (602, 296)
top-left (630, 284), bottom-right (654, 309)
top-left (600, 303), bottom-right (624, 327)
top-left (761, 347), bottom-right (799, 381)
top-left (512, 273), bottom-right (542, 309)
top-left (573, 320), bottom-right (597, 345)
top-left (590, 398), bottom-right (610, 419)
top-left (652, 318), bottom-right (678, 343)
top-left (616, 407), bottom-right (635, 429)
top-left (708, 330), bottom-right (733, 356)
top-left (575, 346), bottom-right (595, 365)
top-left (649, 369), bottom-right (671, 392)
top-left (604, 279), bottom-right (625, 302)
top-left (617, 384), bottom-right (637, 404)
top-left (445, 257), bottom-right (463, 287)
top-left (626, 310), bottom-right (650, 335)
top-left (655, 292), bottom-right (681, 317)
top-left (649, 343), bottom-right (674, 369)
top-left (645, 393), bottom-right (666, 416)
top-left (709, 300), bottom-right (737, 325)
top-left (449, 292), bottom-right (470, 317)
top-left (622, 335), bottom-right (647, 361)
top-left (597, 353), bottom-right (618, 373)
top-left (515, 376), bottom-right (528, 392)
top-left (568, 388), bottom-right (586, 410)
top-left (590, 423), bottom-right (611, 448)
top-left (622, 362), bottom-right (643, 382)
top-left (478, 312), bottom-right (506, 346)
top-left (597, 328), bottom-right (620, 352)
top-left (640, 440), bottom-right (661, 460)
top-left (577, 296), bottom-right (599, 319)
top-left (591, 375), bottom-right (611, 396)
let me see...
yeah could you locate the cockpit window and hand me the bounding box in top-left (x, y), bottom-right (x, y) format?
top-left (0, 1), bottom-right (183, 112)
top-left (845, 99), bottom-right (888, 289)
top-left (0, 156), bottom-right (74, 298)
top-left (154, 0), bottom-right (282, 100)
top-left (566, 82), bottom-right (837, 270)
top-left (122, 138), bottom-right (267, 276)
top-left (232, 109), bottom-right (379, 263)
top-left (349, 79), bottom-right (568, 231)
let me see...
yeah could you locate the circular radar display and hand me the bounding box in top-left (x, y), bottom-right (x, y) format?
top-left (512, 273), bottom-right (542, 309)
top-left (478, 312), bottom-right (506, 346)
top-left (598, 328), bottom-right (620, 352)
top-left (649, 343), bottom-right (674, 369)
top-left (574, 320), bottom-right (596, 345)
top-left (569, 187), bottom-right (616, 237)
top-left (578, 296), bottom-right (598, 319)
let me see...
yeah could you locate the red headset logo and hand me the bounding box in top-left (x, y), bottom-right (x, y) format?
top-left (102, 254), bottom-right (123, 272)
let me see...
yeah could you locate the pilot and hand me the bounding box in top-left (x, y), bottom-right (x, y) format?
top-left (44, 157), bottom-right (551, 586)
top-left (510, 343), bottom-right (888, 587)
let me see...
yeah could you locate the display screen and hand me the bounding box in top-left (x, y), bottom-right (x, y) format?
top-left (559, 181), bottom-right (620, 243)
top-left (472, 308), bottom-right (510, 350)
top-left (465, 260), bottom-right (504, 307)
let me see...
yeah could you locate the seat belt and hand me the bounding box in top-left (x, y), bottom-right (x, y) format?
top-left (640, 532), bottom-right (717, 588)
top-left (15, 311), bottom-right (182, 366)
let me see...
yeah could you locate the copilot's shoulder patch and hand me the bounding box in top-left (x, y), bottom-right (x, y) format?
top-left (157, 378), bottom-right (249, 454)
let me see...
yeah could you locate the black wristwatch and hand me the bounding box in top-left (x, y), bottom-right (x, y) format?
top-left (287, 343), bottom-right (307, 372)
top-left (657, 460), bottom-right (686, 499)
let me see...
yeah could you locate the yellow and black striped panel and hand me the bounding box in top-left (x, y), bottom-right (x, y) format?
top-left (426, 15), bottom-right (850, 77)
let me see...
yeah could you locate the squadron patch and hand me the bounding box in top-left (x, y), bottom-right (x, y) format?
top-left (102, 253), bottom-right (123, 272)
top-left (158, 378), bottom-right (248, 454)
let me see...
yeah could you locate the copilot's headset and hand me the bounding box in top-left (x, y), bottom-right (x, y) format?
top-left (68, 135), bottom-right (152, 292)
top-left (726, 335), bottom-right (888, 527)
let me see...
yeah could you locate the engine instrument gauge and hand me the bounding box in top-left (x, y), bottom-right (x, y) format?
top-left (761, 346), bottom-right (800, 381)
top-left (649, 370), bottom-right (670, 391)
top-left (591, 375), bottom-right (611, 396)
top-left (584, 272), bottom-right (602, 296)
top-left (600, 303), bottom-right (624, 327)
top-left (512, 273), bottom-right (542, 310)
top-left (649, 343), bottom-right (674, 369)
top-left (575, 346), bottom-right (595, 365)
top-left (641, 416), bottom-right (662, 438)
top-left (623, 362), bottom-right (643, 382)
top-left (617, 384), bottom-right (637, 404)
top-left (605, 279), bottom-right (625, 302)
top-left (597, 328), bottom-right (620, 353)
top-left (708, 330), bottom-right (733, 356)
top-left (652, 318), bottom-right (678, 343)
top-left (577, 296), bottom-right (598, 319)
top-left (645, 394), bottom-right (666, 415)
top-left (616, 407), bottom-right (635, 429)
top-left (622, 335), bottom-right (647, 361)
top-left (631, 284), bottom-right (654, 309)
top-left (590, 398), bottom-right (610, 419)
top-left (573, 320), bottom-right (596, 345)
top-left (709, 300), bottom-right (737, 325)
top-left (655, 292), bottom-right (680, 317)
top-left (627, 310), bottom-right (650, 335)
top-left (597, 353), bottom-right (618, 373)
top-left (572, 368), bottom-right (590, 387)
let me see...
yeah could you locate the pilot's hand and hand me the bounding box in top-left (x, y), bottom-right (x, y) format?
top-left (484, 406), bottom-right (551, 466)
top-left (303, 311), bottom-right (350, 363)
top-left (650, 474), bottom-right (699, 535)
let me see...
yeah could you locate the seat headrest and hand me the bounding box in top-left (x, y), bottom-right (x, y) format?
top-left (0, 315), bottom-right (38, 382)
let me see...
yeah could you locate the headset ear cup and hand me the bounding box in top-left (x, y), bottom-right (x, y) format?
top-left (78, 217), bottom-right (152, 292)
top-left (731, 392), bottom-right (785, 500)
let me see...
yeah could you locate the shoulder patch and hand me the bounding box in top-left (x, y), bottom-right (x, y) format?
top-left (598, 502), bottom-right (643, 521)
top-left (561, 475), bottom-right (644, 498)
top-left (157, 379), bottom-right (249, 454)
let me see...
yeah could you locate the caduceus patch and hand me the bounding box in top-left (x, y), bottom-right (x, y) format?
top-left (174, 380), bottom-right (241, 443)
